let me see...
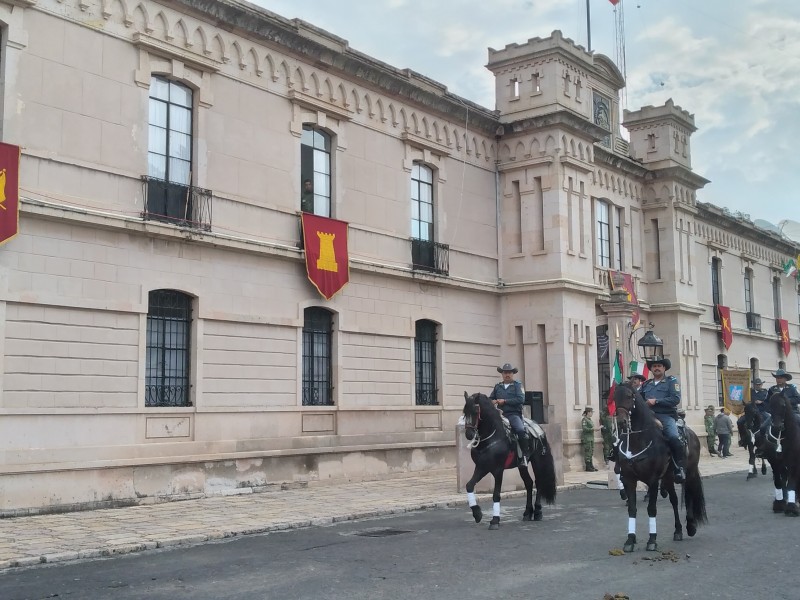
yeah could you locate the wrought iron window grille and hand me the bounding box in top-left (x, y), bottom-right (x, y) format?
top-left (142, 176), bottom-right (212, 231)
top-left (411, 238), bottom-right (449, 275)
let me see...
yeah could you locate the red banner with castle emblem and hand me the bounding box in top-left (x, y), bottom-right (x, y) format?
top-left (716, 305), bottom-right (733, 350)
top-left (778, 318), bottom-right (790, 356)
top-left (0, 142), bottom-right (20, 245)
top-left (301, 213), bottom-right (349, 300)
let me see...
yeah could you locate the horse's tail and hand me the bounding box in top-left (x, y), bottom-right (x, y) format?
top-left (531, 436), bottom-right (557, 505)
top-left (683, 467), bottom-right (707, 525)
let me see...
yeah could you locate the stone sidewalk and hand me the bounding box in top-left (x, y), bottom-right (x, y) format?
top-left (0, 451), bottom-right (751, 571)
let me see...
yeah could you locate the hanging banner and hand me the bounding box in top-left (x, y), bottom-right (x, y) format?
top-left (778, 319), bottom-right (790, 356)
top-left (0, 142), bottom-right (21, 245)
top-left (716, 305), bottom-right (733, 350)
top-left (721, 368), bottom-right (751, 416)
top-left (301, 213), bottom-right (350, 300)
top-left (611, 271), bottom-right (640, 325)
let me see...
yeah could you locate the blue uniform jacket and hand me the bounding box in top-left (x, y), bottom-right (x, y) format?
top-left (767, 384), bottom-right (800, 412)
top-left (641, 376), bottom-right (681, 417)
top-left (751, 388), bottom-right (769, 415)
top-left (489, 381), bottom-right (525, 416)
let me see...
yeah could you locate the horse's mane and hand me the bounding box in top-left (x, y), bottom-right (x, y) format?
top-left (618, 382), bottom-right (660, 433)
top-left (771, 390), bottom-right (799, 437)
top-left (468, 392), bottom-right (505, 427)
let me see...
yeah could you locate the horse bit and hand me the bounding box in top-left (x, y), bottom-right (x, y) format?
top-left (463, 404), bottom-right (496, 449)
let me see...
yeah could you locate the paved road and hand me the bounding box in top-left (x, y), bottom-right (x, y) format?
top-left (2, 471), bottom-right (797, 600)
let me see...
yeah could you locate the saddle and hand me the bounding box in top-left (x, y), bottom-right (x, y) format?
top-left (499, 414), bottom-right (546, 459)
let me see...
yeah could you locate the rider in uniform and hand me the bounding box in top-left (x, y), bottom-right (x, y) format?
top-left (766, 369), bottom-right (800, 412)
top-left (489, 363), bottom-right (531, 461)
top-left (739, 377), bottom-right (768, 446)
top-left (641, 357), bottom-right (686, 484)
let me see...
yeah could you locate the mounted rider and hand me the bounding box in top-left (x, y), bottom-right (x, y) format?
top-left (641, 357), bottom-right (686, 484)
top-left (489, 363), bottom-right (531, 462)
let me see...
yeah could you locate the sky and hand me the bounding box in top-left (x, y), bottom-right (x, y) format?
top-left (253, 0), bottom-right (800, 230)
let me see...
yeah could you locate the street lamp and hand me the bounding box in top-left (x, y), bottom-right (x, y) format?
top-left (637, 329), bottom-right (664, 362)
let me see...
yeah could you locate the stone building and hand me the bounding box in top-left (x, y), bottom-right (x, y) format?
top-left (0, 0), bottom-right (797, 514)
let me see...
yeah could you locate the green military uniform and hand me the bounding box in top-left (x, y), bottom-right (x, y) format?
top-left (704, 405), bottom-right (718, 456)
top-left (581, 406), bottom-right (597, 472)
top-left (600, 406), bottom-right (614, 464)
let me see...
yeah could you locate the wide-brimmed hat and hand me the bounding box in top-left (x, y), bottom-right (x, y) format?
top-left (771, 369), bottom-right (793, 381)
top-left (582, 406), bottom-right (594, 414)
top-left (497, 363), bottom-right (518, 374)
top-left (705, 405), bottom-right (715, 412)
top-left (646, 357), bottom-right (671, 371)
top-left (628, 373), bottom-right (646, 382)
top-left (753, 378), bottom-right (764, 385)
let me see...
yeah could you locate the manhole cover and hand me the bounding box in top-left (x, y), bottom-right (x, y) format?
top-left (353, 528), bottom-right (413, 538)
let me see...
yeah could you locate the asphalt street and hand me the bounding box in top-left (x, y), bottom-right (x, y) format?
top-left (1, 472), bottom-right (796, 600)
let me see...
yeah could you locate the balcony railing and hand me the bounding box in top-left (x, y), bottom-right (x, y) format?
top-left (142, 176), bottom-right (212, 231)
top-left (746, 311), bottom-right (761, 332)
top-left (411, 238), bottom-right (449, 276)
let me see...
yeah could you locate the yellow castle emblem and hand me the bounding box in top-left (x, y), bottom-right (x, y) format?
top-left (316, 230), bottom-right (338, 272)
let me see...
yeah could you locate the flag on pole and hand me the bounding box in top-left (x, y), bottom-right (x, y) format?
top-left (778, 319), bottom-right (791, 356)
top-left (628, 360), bottom-right (651, 380)
top-left (608, 349), bottom-right (622, 415)
top-left (783, 259), bottom-right (797, 278)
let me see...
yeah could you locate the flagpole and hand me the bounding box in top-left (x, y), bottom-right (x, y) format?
top-left (586, 0), bottom-right (592, 52)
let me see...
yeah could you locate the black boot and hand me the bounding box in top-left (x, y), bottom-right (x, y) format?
top-left (669, 438), bottom-right (687, 484)
top-left (519, 433), bottom-right (531, 464)
top-left (585, 461), bottom-right (598, 472)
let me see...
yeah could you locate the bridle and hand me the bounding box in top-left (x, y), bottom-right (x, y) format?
top-left (463, 400), bottom-right (497, 449)
top-left (614, 388), bottom-right (653, 460)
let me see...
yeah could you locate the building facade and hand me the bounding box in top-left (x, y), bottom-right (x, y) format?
top-left (0, 0), bottom-right (797, 514)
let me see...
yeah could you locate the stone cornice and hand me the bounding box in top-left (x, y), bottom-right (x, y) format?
top-left (648, 302), bottom-right (705, 316)
top-left (697, 202), bottom-right (800, 256)
top-left (502, 109), bottom-right (609, 142)
top-left (171, 0), bottom-right (499, 134)
top-left (593, 145), bottom-right (649, 179)
top-left (644, 165), bottom-right (710, 191)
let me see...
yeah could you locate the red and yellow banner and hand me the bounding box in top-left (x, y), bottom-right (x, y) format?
top-left (301, 213), bottom-right (349, 300)
top-left (0, 142), bottom-right (20, 245)
top-left (778, 318), bottom-right (790, 356)
top-left (716, 305), bottom-right (733, 350)
top-left (611, 271), bottom-right (639, 325)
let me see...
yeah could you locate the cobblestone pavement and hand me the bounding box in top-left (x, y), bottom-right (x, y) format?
top-left (0, 450), bottom-right (751, 571)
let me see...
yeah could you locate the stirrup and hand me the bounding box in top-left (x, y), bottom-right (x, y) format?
top-left (674, 467), bottom-right (686, 483)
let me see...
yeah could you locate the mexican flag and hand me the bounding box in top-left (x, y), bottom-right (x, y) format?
top-left (629, 360), bottom-right (651, 380)
top-left (608, 350), bottom-right (622, 415)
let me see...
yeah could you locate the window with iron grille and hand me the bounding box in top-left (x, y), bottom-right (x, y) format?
top-left (146, 290), bottom-right (192, 407)
top-left (147, 77), bottom-right (194, 223)
top-left (595, 199), bottom-right (610, 267)
top-left (411, 163), bottom-right (434, 243)
top-left (414, 320), bottom-right (438, 405)
top-left (302, 307), bottom-right (333, 406)
top-left (301, 125), bottom-right (332, 216)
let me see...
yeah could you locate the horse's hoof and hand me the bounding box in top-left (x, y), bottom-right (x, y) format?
top-left (623, 542), bottom-right (635, 553)
top-left (646, 542), bottom-right (658, 552)
top-left (673, 531), bottom-right (683, 541)
top-left (773, 500), bottom-right (787, 513)
top-left (522, 512), bottom-right (533, 522)
top-left (686, 522), bottom-right (697, 537)
top-left (488, 517), bottom-right (500, 530)
top-left (785, 503), bottom-right (800, 517)
top-left (747, 472), bottom-right (757, 480)
top-left (761, 464), bottom-right (768, 475)
top-left (533, 511), bottom-right (543, 522)
top-left (471, 505), bottom-right (483, 523)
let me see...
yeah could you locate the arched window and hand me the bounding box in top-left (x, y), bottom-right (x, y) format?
top-left (301, 125), bottom-right (332, 216)
top-left (146, 290), bottom-right (192, 407)
top-left (414, 320), bottom-right (438, 405)
top-left (302, 307), bottom-right (333, 406)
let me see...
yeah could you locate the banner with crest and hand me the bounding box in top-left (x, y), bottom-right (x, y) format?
top-left (301, 213), bottom-right (350, 300)
top-left (721, 368), bottom-right (751, 416)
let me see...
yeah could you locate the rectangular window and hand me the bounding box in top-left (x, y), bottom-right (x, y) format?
top-left (302, 308), bottom-right (333, 406)
top-left (614, 206), bottom-right (623, 271)
top-left (595, 199), bottom-right (610, 268)
top-left (652, 219), bottom-right (662, 279)
top-left (301, 125), bottom-right (332, 217)
top-left (744, 269), bottom-right (753, 313)
top-left (711, 258), bottom-right (721, 306)
top-left (773, 276), bottom-right (781, 319)
top-left (146, 290), bottom-right (192, 407)
top-left (414, 321), bottom-right (438, 405)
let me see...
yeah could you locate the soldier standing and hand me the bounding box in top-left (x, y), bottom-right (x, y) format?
top-left (581, 406), bottom-right (598, 472)
top-left (704, 405), bottom-right (719, 457)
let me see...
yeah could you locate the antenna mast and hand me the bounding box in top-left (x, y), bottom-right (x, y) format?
top-left (613, 0), bottom-right (628, 109)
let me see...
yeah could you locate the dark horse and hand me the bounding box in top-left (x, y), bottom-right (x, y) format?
top-left (462, 392), bottom-right (557, 530)
top-left (738, 401), bottom-right (768, 481)
top-left (752, 405), bottom-right (789, 513)
top-left (613, 382), bottom-right (707, 552)
top-left (766, 390), bottom-right (800, 516)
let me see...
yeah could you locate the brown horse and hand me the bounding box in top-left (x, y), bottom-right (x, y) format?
top-left (613, 381), bottom-right (707, 552)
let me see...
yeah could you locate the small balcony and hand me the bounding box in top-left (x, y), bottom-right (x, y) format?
top-left (411, 238), bottom-right (449, 276)
top-left (746, 311), bottom-right (761, 332)
top-left (142, 176), bottom-right (212, 231)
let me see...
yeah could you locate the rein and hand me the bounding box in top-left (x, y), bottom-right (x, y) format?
top-left (615, 394), bottom-right (656, 461)
top-left (464, 403), bottom-right (498, 449)
top-left (767, 426), bottom-right (784, 454)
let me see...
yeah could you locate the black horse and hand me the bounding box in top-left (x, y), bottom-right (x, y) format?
top-left (753, 412), bottom-right (788, 513)
top-left (738, 401), bottom-right (767, 481)
top-left (766, 390), bottom-right (800, 516)
top-left (462, 392), bottom-right (557, 530)
top-left (613, 381), bottom-right (707, 552)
